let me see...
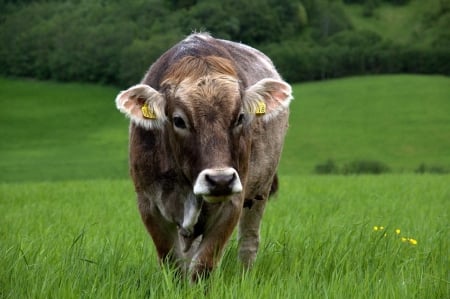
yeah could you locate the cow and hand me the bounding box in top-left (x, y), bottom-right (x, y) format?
top-left (115, 33), bottom-right (292, 281)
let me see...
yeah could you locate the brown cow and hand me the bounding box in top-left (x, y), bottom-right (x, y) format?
top-left (115, 33), bottom-right (292, 281)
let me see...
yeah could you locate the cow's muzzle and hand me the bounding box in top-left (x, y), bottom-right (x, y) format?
top-left (193, 168), bottom-right (243, 203)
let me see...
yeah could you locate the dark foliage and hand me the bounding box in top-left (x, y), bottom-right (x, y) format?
top-left (415, 163), bottom-right (450, 174)
top-left (342, 160), bottom-right (390, 175)
top-left (314, 159), bottom-right (391, 175)
top-left (262, 29), bottom-right (450, 83)
top-left (315, 159), bottom-right (340, 174)
top-left (0, 0), bottom-right (448, 86)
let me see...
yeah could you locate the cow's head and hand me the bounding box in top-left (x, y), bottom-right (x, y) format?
top-left (116, 56), bottom-right (292, 203)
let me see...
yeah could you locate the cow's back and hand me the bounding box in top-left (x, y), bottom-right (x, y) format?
top-left (143, 33), bottom-right (279, 88)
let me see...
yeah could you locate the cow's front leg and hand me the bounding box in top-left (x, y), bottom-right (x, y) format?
top-left (238, 194), bottom-right (268, 268)
top-left (137, 195), bottom-right (177, 265)
top-left (189, 200), bottom-right (241, 281)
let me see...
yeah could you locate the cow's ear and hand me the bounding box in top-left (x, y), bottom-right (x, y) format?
top-left (243, 79), bottom-right (293, 121)
top-left (115, 84), bottom-right (167, 129)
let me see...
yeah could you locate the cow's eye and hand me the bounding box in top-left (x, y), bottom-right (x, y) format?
top-left (235, 113), bottom-right (245, 127)
top-left (173, 116), bottom-right (187, 129)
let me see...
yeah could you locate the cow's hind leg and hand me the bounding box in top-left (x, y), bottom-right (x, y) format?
top-left (238, 194), bottom-right (268, 269)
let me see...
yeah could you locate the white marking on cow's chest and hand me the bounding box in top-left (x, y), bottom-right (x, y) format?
top-left (181, 193), bottom-right (203, 234)
top-left (147, 187), bottom-right (171, 219)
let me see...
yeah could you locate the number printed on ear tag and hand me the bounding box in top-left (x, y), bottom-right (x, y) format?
top-left (141, 103), bottom-right (156, 119)
top-left (255, 101), bottom-right (266, 116)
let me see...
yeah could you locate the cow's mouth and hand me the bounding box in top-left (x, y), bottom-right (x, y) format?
top-left (202, 195), bottom-right (232, 204)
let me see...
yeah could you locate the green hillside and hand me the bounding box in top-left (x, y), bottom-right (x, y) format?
top-left (0, 78), bottom-right (129, 182)
top-left (281, 74), bottom-right (450, 174)
top-left (1, 75), bottom-right (449, 182)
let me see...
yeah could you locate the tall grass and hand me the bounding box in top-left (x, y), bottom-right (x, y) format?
top-left (1, 175), bottom-right (448, 298)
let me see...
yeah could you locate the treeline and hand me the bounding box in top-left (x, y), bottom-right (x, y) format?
top-left (263, 30), bottom-right (450, 82)
top-left (0, 0), bottom-right (449, 86)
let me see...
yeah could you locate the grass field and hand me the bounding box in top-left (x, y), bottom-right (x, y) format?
top-left (0, 175), bottom-right (450, 298)
top-left (0, 78), bottom-right (129, 182)
top-left (1, 75), bottom-right (449, 297)
top-left (1, 175), bottom-right (449, 298)
top-left (282, 74), bottom-right (450, 174)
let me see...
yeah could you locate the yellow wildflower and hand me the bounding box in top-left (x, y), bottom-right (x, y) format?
top-left (379, 226), bottom-right (385, 230)
top-left (395, 229), bottom-right (401, 235)
top-left (400, 237), bottom-right (418, 245)
top-left (373, 226), bottom-right (379, 231)
top-left (408, 238), bottom-right (418, 245)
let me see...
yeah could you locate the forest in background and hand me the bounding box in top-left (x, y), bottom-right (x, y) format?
top-left (0, 0), bottom-right (449, 86)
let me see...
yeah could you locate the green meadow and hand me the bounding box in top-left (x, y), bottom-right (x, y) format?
top-left (1, 177), bottom-right (448, 298)
top-left (1, 75), bottom-right (449, 298)
top-left (282, 74), bottom-right (450, 174)
top-left (1, 75), bottom-right (449, 181)
top-left (0, 78), bottom-right (129, 182)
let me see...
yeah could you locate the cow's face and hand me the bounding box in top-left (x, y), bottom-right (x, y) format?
top-left (116, 57), bottom-right (292, 203)
top-left (164, 75), bottom-right (246, 203)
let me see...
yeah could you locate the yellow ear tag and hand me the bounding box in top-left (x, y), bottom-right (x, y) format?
top-left (141, 102), bottom-right (156, 119)
top-left (255, 101), bottom-right (266, 116)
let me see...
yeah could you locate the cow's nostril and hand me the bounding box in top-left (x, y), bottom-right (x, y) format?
top-left (205, 173), bottom-right (235, 188)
